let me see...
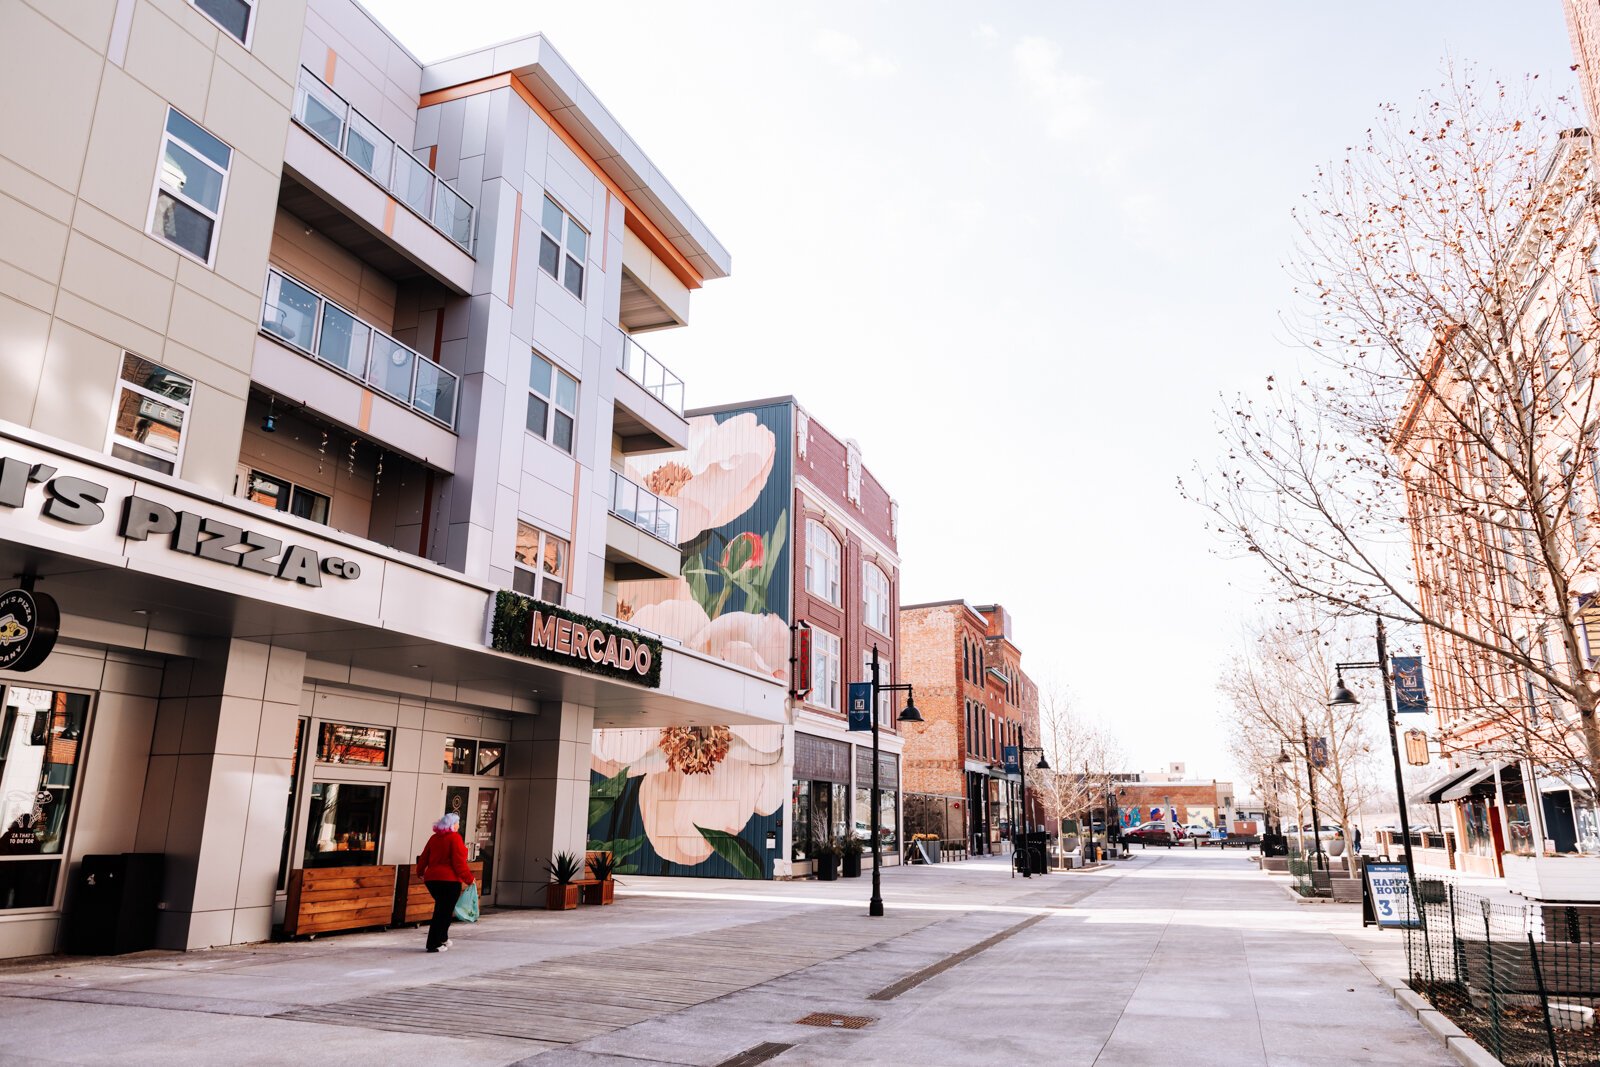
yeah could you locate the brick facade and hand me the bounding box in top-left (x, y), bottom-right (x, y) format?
top-left (1116, 782), bottom-right (1226, 827)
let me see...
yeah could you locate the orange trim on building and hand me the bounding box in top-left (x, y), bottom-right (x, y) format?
top-left (418, 74), bottom-right (704, 290)
top-left (508, 191), bottom-right (522, 308)
top-left (357, 390), bottom-right (373, 433)
top-left (602, 189), bottom-right (612, 272)
top-left (382, 198), bottom-right (396, 236)
top-left (324, 49), bottom-right (338, 85)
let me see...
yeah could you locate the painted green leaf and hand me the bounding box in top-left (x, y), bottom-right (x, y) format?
top-left (758, 510), bottom-right (787, 587)
top-left (587, 766), bottom-right (630, 827)
top-left (695, 825), bottom-right (764, 879)
top-left (587, 834), bottom-right (648, 861)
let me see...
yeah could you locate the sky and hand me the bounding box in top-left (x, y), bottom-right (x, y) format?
top-left (364, 0), bottom-right (1577, 788)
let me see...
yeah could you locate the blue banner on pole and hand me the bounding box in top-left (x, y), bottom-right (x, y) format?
top-left (1003, 745), bottom-right (1020, 775)
top-left (1393, 656), bottom-right (1427, 713)
top-left (1309, 737), bottom-right (1329, 768)
top-left (847, 682), bottom-right (873, 732)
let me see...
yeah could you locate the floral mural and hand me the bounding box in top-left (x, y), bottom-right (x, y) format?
top-left (592, 403), bottom-right (794, 878)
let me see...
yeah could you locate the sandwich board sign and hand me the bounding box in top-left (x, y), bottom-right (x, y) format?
top-left (1363, 862), bottom-right (1418, 929)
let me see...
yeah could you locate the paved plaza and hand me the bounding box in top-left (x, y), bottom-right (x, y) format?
top-left (0, 849), bottom-right (1450, 1066)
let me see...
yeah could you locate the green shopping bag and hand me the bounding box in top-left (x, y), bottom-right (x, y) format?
top-left (453, 882), bottom-right (480, 923)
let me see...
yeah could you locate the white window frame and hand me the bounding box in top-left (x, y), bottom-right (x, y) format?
top-left (537, 194), bottom-right (589, 301)
top-left (514, 521), bottom-right (570, 606)
top-left (147, 107), bottom-right (232, 267)
top-left (190, 0), bottom-right (255, 48)
top-left (810, 628), bottom-right (840, 711)
top-left (862, 563), bottom-right (890, 635)
top-left (526, 351), bottom-right (579, 454)
top-left (805, 519), bottom-right (841, 606)
top-left (106, 353), bottom-right (192, 476)
top-left (861, 651), bottom-right (891, 724)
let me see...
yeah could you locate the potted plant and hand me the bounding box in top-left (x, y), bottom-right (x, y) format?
top-left (813, 838), bottom-right (839, 881)
top-left (582, 851), bottom-right (617, 905)
top-left (840, 835), bottom-right (863, 878)
top-left (544, 850), bottom-right (582, 910)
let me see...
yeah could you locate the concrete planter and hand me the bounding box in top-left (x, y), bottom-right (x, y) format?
top-left (1502, 854), bottom-right (1600, 902)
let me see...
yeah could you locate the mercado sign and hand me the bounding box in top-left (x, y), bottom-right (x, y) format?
top-left (0, 455), bottom-right (359, 586)
top-left (489, 590), bottom-right (663, 688)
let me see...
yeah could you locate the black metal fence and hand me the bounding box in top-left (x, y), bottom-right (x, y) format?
top-left (1405, 879), bottom-right (1600, 1066)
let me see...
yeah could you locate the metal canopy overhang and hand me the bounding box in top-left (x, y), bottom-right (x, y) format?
top-left (1417, 767), bottom-right (1478, 804)
top-left (0, 531), bottom-right (777, 731)
top-left (1440, 766), bottom-right (1503, 803)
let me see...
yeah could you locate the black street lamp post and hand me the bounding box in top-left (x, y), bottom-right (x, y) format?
top-left (1299, 720), bottom-right (1328, 872)
top-left (1013, 745), bottom-right (1050, 878)
top-left (1330, 617), bottom-right (1417, 878)
top-left (868, 645), bottom-right (922, 917)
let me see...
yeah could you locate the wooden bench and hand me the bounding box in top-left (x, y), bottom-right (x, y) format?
top-left (393, 861), bottom-right (484, 925)
top-left (283, 865), bottom-right (396, 938)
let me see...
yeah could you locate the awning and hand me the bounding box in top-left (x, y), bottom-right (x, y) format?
top-left (1416, 767), bottom-right (1477, 804)
top-left (1441, 766), bottom-right (1502, 802)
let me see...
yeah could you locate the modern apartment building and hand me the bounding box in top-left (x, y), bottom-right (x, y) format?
top-left (0, 0), bottom-right (782, 957)
top-left (591, 398), bottom-right (905, 878)
top-left (898, 601), bottom-right (1038, 853)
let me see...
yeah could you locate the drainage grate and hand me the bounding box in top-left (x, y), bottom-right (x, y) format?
top-left (715, 1041), bottom-right (795, 1066)
top-left (795, 1012), bottom-right (876, 1030)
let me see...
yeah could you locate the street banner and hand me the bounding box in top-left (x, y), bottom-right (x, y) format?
top-left (1363, 862), bottom-right (1419, 928)
top-left (1003, 745), bottom-right (1020, 775)
top-left (1309, 737), bottom-right (1329, 768)
top-left (1393, 656), bottom-right (1428, 713)
top-left (847, 682), bottom-right (872, 732)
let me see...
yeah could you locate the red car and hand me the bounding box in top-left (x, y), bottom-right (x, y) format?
top-left (1124, 822), bottom-right (1185, 846)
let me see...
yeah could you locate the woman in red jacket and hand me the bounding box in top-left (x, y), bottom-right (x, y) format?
top-left (416, 812), bottom-right (475, 952)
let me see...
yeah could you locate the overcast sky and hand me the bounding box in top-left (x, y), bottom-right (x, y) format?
top-left (365, 1), bottom-right (1576, 788)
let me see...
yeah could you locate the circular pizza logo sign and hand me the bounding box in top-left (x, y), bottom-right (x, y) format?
top-left (0, 589), bottom-right (59, 673)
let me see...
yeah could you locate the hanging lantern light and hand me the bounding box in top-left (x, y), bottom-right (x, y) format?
top-left (1403, 728), bottom-right (1430, 767)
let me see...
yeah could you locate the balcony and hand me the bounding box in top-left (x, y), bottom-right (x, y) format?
top-left (605, 469), bottom-right (682, 580)
top-left (294, 68), bottom-right (473, 251)
top-left (613, 328), bottom-right (689, 454)
top-left (260, 268), bottom-right (458, 429)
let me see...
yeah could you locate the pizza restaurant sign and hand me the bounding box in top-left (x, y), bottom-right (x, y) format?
top-left (0, 455), bottom-right (358, 586)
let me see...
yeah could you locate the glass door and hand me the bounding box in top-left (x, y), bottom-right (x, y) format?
top-left (471, 786), bottom-right (499, 902)
top-left (0, 687), bottom-right (91, 911)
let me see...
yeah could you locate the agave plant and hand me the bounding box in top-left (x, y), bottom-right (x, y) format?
top-left (545, 850), bottom-right (583, 884)
top-left (587, 851), bottom-right (617, 882)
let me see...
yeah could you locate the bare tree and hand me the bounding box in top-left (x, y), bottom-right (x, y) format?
top-left (1189, 69), bottom-right (1600, 786)
top-left (1220, 612), bottom-right (1382, 869)
top-left (1026, 685), bottom-right (1125, 859)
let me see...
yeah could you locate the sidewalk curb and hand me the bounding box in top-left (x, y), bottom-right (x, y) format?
top-left (1388, 984), bottom-right (1504, 1067)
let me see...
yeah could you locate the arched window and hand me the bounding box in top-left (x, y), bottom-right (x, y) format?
top-left (862, 563), bottom-right (890, 634)
top-left (804, 518), bottom-right (841, 605)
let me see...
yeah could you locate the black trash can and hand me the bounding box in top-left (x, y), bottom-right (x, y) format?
top-left (1022, 831), bottom-right (1049, 874)
top-left (64, 853), bottom-right (164, 955)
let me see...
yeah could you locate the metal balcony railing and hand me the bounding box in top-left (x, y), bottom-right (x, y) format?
top-left (260, 268), bottom-right (459, 429)
top-left (617, 328), bottom-right (685, 415)
top-left (293, 67), bottom-right (474, 253)
top-left (609, 469), bottom-right (680, 545)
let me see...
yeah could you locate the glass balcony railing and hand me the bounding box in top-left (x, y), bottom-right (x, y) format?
top-left (617, 328), bottom-right (685, 415)
top-left (260, 268), bottom-right (459, 429)
top-left (609, 469), bottom-right (680, 545)
top-left (293, 67), bottom-right (474, 253)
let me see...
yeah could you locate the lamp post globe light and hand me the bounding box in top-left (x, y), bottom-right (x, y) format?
top-left (1330, 617), bottom-right (1418, 880)
top-left (868, 645), bottom-right (921, 918)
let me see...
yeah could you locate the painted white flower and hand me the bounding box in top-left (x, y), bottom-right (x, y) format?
top-left (626, 413), bottom-right (775, 542)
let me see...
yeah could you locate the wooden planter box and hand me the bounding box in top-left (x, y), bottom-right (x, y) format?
top-left (392, 862), bottom-right (484, 925)
top-left (546, 883), bottom-right (580, 910)
top-left (283, 865), bottom-right (396, 938)
top-left (578, 879), bottom-right (614, 905)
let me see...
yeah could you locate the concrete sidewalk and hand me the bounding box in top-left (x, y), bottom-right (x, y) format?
top-left (0, 850), bottom-right (1449, 1065)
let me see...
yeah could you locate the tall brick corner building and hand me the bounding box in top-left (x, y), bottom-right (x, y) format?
top-left (899, 601), bottom-right (1039, 853)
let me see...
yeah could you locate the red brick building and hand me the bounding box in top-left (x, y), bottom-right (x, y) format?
top-left (898, 601), bottom-right (1037, 852)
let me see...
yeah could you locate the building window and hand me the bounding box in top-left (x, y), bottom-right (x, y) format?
top-left (527, 352), bottom-right (577, 453)
top-left (302, 782), bottom-right (384, 868)
top-left (108, 354), bottom-right (191, 475)
top-left (863, 564), bottom-right (890, 634)
top-left (191, 0), bottom-right (254, 45)
top-left (149, 108), bottom-right (231, 265)
top-left (245, 469), bottom-right (330, 525)
top-left (805, 519), bottom-right (841, 605)
top-left (538, 195), bottom-right (588, 299)
top-left (513, 521), bottom-right (568, 605)
top-left (810, 627), bottom-right (840, 711)
top-left (0, 687), bottom-right (92, 910)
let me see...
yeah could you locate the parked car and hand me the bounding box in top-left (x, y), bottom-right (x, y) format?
top-left (1125, 822), bottom-right (1185, 844)
top-left (1182, 823), bottom-right (1214, 840)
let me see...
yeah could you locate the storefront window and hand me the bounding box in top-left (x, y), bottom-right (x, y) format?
top-left (476, 742), bottom-right (504, 776)
top-left (444, 737), bottom-right (476, 775)
top-left (1577, 794), bottom-right (1600, 855)
top-left (0, 688), bottom-right (90, 909)
top-left (791, 779), bottom-right (812, 860)
top-left (316, 722), bottom-right (390, 766)
top-left (277, 717), bottom-right (308, 890)
top-left (303, 782), bottom-right (385, 867)
top-left (880, 789), bottom-right (898, 849)
top-left (1463, 799), bottom-right (1494, 856)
